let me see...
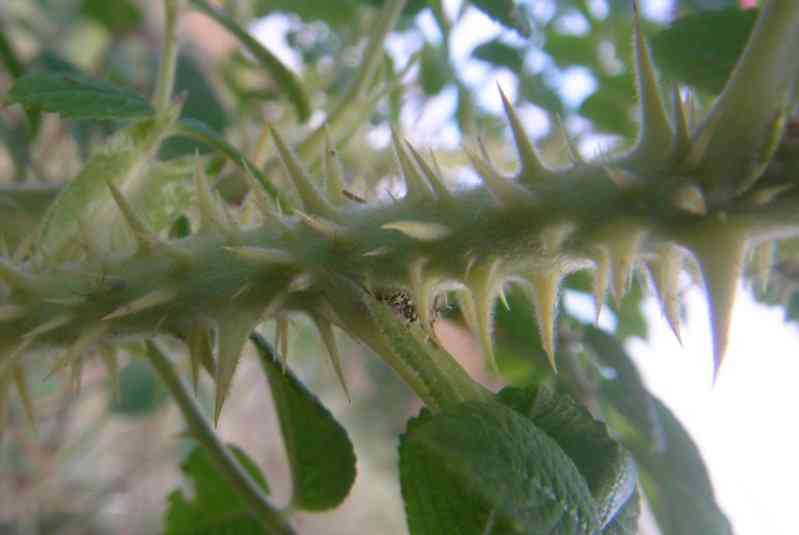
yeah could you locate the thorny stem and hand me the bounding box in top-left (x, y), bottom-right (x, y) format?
top-left (145, 341), bottom-right (295, 535)
top-left (153, 0), bottom-right (181, 113)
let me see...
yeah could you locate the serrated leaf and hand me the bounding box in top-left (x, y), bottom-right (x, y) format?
top-left (110, 358), bottom-right (168, 417)
top-left (252, 334), bottom-right (356, 511)
top-left (80, 0), bottom-right (143, 33)
top-left (165, 443), bottom-right (269, 535)
top-left (190, 0), bottom-right (310, 122)
top-left (497, 386), bottom-right (638, 531)
top-left (7, 72), bottom-right (153, 121)
top-left (651, 8), bottom-right (758, 94)
top-left (470, 0), bottom-right (533, 38)
top-left (400, 400), bottom-right (600, 535)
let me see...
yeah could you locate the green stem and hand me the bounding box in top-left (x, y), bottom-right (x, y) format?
top-left (153, 0), bottom-right (181, 114)
top-left (145, 341), bottom-right (295, 535)
top-left (297, 0), bottom-right (407, 160)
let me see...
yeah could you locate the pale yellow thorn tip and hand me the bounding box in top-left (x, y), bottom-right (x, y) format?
top-left (468, 259), bottom-right (503, 375)
top-left (593, 247), bottom-right (610, 323)
top-left (295, 210), bottom-right (348, 240)
top-left (193, 155), bottom-right (225, 233)
top-left (106, 180), bottom-right (151, 246)
top-left (103, 288), bottom-right (178, 321)
top-left (689, 228), bottom-right (747, 381)
top-left (604, 167), bottom-right (640, 190)
top-left (225, 246), bottom-right (294, 266)
top-left (382, 221), bottom-right (451, 241)
top-left (672, 184), bottom-right (707, 216)
top-left (648, 245), bottom-right (684, 345)
top-left (526, 271), bottom-right (561, 372)
top-left (409, 258), bottom-right (433, 329)
top-left (609, 230), bottom-right (644, 306)
top-left (752, 242), bottom-right (773, 294)
top-left (313, 316), bottom-right (351, 402)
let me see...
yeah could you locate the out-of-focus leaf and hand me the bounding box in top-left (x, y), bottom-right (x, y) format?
top-left (110, 358), bottom-right (167, 416)
top-left (544, 33), bottom-right (597, 68)
top-left (159, 54), bottom-right (230, 159)
top-left (80, 0), bottom-right (142, 33)
top-left (254, 0), bottom-right (359, 26)
top-left (0, 24), bottom-right (23, 78)
top-left (582, 325), bottom-right (665, 450)
top-left (472, 39), bottom-right (524, 72)
top-left (651, 8), bottom-right (758, 94)
top-left (612, 276), bottom-right (647, 340)
top-left (419, 44), bottom-right (451, 96)
top-left (400, 400), bottom-right (600, 535)
top-left (252, 334), bottom-right (356, 511)
top-left (190, 0), bottom-right (310, 122)
top-left (470, 0), bottom-right (533, 38)
top-left (164, 443), bottom-right (269, 535)
top-left (629, 398), bottom-right (732, 535)
top-left (7, 72), bottom-right (153, 121)
top-left (518, 73), bottom-right (564, 115)
top-left (577, 89), bottom-right (635, 138)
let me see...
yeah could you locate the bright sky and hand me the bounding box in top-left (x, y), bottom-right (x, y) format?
top-left (250, 1), bottom-right (799, 532)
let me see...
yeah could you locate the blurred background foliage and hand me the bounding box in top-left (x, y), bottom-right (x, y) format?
top-left (0, 0), bottom-right (786, 533)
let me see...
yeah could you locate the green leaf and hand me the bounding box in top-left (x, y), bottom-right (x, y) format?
top-left (497, 386), bottom-right (638, 531)
top-left (0, 23), bottom-right (23, 78)
top-left (472, 39), bottom-right (525, 72)
top-left (110, 358), bottom-right (168, 417)
top-left (254, 0), bottom-right (359, 27)
top-left (470, 0), bottom-right (533, 38)
top-left (165, 443), bottom-right (269, 535)
top-left (419, 44), bottom-right (451, 96)
top-left (252, 334), bottom-right (356, 511)
top-left (651, 8), bottom-right (758, 94)
top-left (582, 325), bottom-right (665, 450)
top-left (602, 488), bottom-right (640, 535)
top-left (159, 54), bottom-right (231, 159)
top-left (400, 400), bottom-right (600, 535)
top-left (579, 74), bottom-right (636, 137)
top-left (544, 33), bottom-right (597, 69)
top-left (80, 0), bottom-right (143, 33)
top-left (7, 72), bottom-right (153, 121)
top-left (629, 398), bottom-right (732, 535)
top-left (189, 0), bottom-right (311, 122)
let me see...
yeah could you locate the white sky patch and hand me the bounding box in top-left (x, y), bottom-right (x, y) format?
top-left (629, 285), bottom-right (799, 535)
top-left (248, 15), bottom-right (301, 72)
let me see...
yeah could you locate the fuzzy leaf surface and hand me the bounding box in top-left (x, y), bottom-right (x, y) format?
top-left (252, 334), bottom-right (356, 511)
top-left (497, 386), bottom-right (639, 531)
top-left (164, 443), bottom-right (269, 535)
top-left (400, 400), bottom-right (599, 535)
top-left (7, 72), bottom-right (153, 120)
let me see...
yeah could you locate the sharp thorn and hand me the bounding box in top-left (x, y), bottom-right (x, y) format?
top-left (405, 141), bottom-right (452, 202)
top-left (294, 209), bottom-right (348, 240)
top-left (102, 288), bottom-right (178, 321)
top-left (23, 314), bottom-right (73, 339)
top-left (391, 127), bottom-right (435, 202)
top-left (497, 83), bottom-right (548, 179)
top-left (312, 315), bottom-right (351, 402)
top-left (463, 144), bottom-right (526, 206)
top-left (47, 323), bottom-right (109, 379)
top-left (648, 244), bottom-right (684, 344)
top-left (225, 246), bottom-right (295, 266)
top-left (382, 221), bottom-right (452, 241)
top-left (593, 246), bottom-right (610, 323)
top-left (523, 271), bottom-right (561, 372)
top-left (269, 125), bottom-right (336, 218)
